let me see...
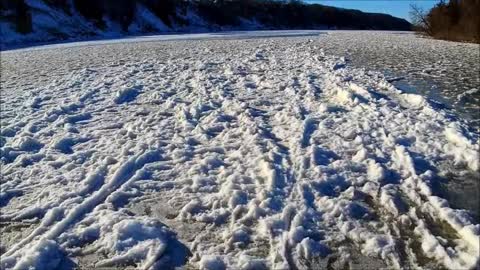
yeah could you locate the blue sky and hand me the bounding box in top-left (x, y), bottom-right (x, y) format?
top-left (304, 0), bottom-right (439, 21)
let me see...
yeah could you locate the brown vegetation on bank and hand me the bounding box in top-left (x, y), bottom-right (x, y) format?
top-left (410, 0), bottom-right (480, 43)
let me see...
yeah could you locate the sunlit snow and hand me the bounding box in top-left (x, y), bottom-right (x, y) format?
top-left (0, 33), bottom-right (478, 269)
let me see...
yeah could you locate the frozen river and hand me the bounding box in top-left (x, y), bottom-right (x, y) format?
top-left (10, 29), bottom-right (478, 219)
top-left (316, 31), bottom-right (480, 222)
top-left (317, 31), bottom-right (480, 133)
top-left (1, 31), bottom-right (478, 269)
top-left (7, 30), bottom-right (479, 131)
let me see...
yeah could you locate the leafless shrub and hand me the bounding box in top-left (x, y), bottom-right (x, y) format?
top-left (410, 0), bottom-right (480, 43)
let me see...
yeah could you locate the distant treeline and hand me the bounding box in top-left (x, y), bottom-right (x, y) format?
top-left (411, 0), bottom-right (480, 43)
top-left (1, 0), bottom-right (411, 34)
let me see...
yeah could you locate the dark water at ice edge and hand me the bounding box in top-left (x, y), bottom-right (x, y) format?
top-left (393, 79), bottom-right (479, 223)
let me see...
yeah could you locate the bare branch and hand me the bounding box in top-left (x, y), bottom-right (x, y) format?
top-left (409, 3), bottom-right (432, 35)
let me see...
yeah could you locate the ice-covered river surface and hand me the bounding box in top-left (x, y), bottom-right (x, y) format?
top-left (1, 31), bottom-right (479, 269)
top-left (319, 31), bottom-right (480, 132)
top-left (316, 31), bottom-right (480, 225)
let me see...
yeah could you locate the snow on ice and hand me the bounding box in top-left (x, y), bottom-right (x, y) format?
top-left (0, 35), bottom-right (479, 269)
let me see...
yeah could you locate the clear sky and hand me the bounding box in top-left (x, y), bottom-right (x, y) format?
top-left (304, 0), bottom-right (439, 21)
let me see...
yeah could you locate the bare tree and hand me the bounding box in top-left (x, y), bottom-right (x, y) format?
top-left (409, 3), bottom-right (432, 35)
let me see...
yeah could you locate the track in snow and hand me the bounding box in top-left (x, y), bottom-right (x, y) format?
top-left (0, 35), bottom-right (479, 269)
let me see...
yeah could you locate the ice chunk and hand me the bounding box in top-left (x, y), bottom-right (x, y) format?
top-left (401, 93), bottom-right (428, 109)
top-left (200, 255), bottom-right (226, 270)
top-left (4, 239), bottom-right (63, 270)
top-left (94, 217), bottom-right (172, 269)
top-left (114, 86), bottom-right (141, 104)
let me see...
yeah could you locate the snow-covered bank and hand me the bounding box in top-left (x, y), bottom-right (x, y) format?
top-left (0, 0), bottom-right (411, 50)
top-left (2, 30), bottom-right (326, 52)
top-left (1, 36), bottom-right (479, 269)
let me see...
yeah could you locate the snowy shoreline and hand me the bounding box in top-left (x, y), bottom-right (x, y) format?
top-left (1, 30), bottom-right (328, 52)
top-left (1, 35), bottom-right (479, 269)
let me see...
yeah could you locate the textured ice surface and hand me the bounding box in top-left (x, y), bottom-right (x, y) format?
top-left (317, 31), bottom-right (480, 132)
top-left (1, 33), bottom-right (479, 269)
